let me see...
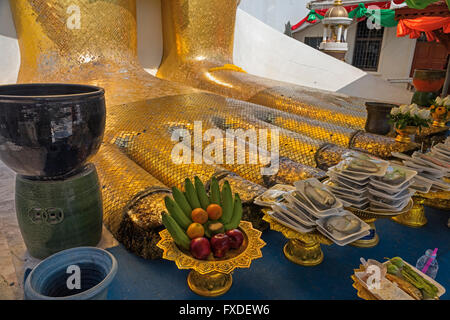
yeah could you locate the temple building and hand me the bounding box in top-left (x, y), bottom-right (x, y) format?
top-left (291, 0), bottom-right (449, 92)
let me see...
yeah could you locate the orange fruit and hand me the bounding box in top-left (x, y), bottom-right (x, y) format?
top-left (191, 208), bottom-right (208, 224)
top-left (206, 204), bottom-right (223, 220)
top-left (187, 223), bottom-right (205, 239)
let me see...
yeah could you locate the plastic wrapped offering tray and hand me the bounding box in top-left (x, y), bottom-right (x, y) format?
top-left (392, 147), bottom-right (450, 193)
top-left (352, 257), bottom-right (446, 300)
top-left (327, 151), bottom-right (415, 214)
top-left (254, 179), bottom-right (371, 246)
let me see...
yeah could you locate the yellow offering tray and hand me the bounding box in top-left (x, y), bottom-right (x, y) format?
top-left (262, 211), bottom-right (332, 267)
top-left (157, 221), bottom-right (266, 297)
top-left (351, 261), bottom-right (446, 300)
top-left (347, 199), bottom-right (414, 248)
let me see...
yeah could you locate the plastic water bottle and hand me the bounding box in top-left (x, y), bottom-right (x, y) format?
top-left (416, 249), bottom-right (439, 279)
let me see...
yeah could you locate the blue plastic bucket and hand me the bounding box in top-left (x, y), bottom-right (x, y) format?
top-left (24, 247), bottom-right (117, 300)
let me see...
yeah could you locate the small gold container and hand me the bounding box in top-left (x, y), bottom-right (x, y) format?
top-left (395, 126), bottom-right (417, 143)
top-left (391, 196), bottom-right (427, 228)
top-left (432, 120), bottom-right (447, 128)
top-left (431, 111), bottom-right (448, 128)
top-left (157, 221), bottom-right (266, 297)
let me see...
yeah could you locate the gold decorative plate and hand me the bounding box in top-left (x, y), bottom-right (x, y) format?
top-left (157, 221), bottom-right (266, 297)
top-left (157, 221), bottom-right (265, 275)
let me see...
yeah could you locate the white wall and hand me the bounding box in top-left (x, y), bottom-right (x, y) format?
top-left (238, 0), bottom-right (308, 33)
top-left (136, 0), bottom-right (163, 75)
top-left (377, 26), bottom-right (416, 83)
top-left (0, 0), bottom-right (20, 85)
top-left (293, 20), bottom-right (417, 91)
top-left (235, 9), bottom-right (412, 103)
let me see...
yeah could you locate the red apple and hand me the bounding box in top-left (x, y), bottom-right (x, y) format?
top-left (226, 229), bottom-right (244, 249)
top-left (210, 233), bottom-right (231, 258)
top-left (190, 237), bottom-right (211, 260)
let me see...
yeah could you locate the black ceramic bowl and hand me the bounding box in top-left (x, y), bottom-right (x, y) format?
top-left (0, 84), bottom-right (106, 178)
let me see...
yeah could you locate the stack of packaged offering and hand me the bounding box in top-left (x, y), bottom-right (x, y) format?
top-left (392, 139), bottom-right (450, 194)
top-left (324, 151), bottom-right (389, 210)
top-left (254, 178), bottom-right (371, 246)
top-left (368, 164), bottom-right (417, 212)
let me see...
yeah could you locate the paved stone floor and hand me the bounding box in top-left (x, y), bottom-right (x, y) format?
top-left (0, 160), bottom-right (118, 300)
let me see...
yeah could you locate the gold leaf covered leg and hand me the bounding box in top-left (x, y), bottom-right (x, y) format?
top-left (283, 238), bottom-right (324, 267)
top-left (187, 271), bottom-right (233, 297)
top-left (391, 196), bottom-right (427, 228)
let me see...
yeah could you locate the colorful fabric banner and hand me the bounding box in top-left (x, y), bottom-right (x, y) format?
top-left (291, 1), bottom-right (392, 31)
top-left (397, 16), bottom-right (450, 41)
top-left (307, 10), bottom-right (324, 23)
top-left (348, 3), bottom-right (398, 27)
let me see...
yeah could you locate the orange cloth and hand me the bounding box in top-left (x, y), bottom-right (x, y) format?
top-left (397, 17), bottom-right (450, 41)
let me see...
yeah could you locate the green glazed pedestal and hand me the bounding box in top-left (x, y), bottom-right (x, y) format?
top-left (411, 91), bottom-right (438, 108)
top-left (15, 164), bottom-right (103, 259)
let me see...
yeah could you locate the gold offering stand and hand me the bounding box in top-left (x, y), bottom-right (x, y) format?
top-left (389, 126), bottom-right (449, 228)
top-left (157, 221), bottom-right (266, 297)
top-left (392, 187), bottom-right (450, 228)
top-left (346, 199), bottom-right (414, 248)
top-left (262, 212), bottom-right (332, 266)
top-left (391, 196), bottom-right (427, 228)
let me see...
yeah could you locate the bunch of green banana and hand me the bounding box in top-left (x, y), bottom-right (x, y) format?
top-left (218, 180), bottom-right (242, 231)
top-left (161, 212), bottom-right (190, 250)
top-left (161, 177), bottom-right (244, 249)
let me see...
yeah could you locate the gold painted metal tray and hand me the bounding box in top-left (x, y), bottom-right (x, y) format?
top-left (351, 261), bottom-right (446, 300)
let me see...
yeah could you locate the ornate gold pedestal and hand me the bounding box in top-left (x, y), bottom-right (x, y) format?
top-left (157, 221), bottom-right (265, 297)
top-left (187, 270), bottom-right (233, 297)
top-left (283, 239), bottom-right (324, 266)
top-left (395, 126), bottom-right (417, 143)
top-left (263, 213), bottom-right (331, 267)
top-left (392, 196), bottom-right (427, 228)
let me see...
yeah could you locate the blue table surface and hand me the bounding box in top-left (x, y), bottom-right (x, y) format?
top-left (106, 207), bottom-right (449, 300)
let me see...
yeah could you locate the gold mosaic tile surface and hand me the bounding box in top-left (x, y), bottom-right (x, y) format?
top-left (9, 0), bottom-right (417, 259)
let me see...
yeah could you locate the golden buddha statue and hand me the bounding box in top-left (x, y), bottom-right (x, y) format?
top-left (8, 0), bottom-right (415, 258)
